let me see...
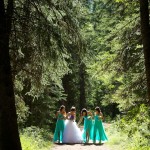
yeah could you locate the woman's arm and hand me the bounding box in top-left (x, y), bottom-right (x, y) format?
top-left (60, 112), bottom-right (66, 120)
top-left (99, 112), bottom-right (104, 120)
top-left (66, 112), bottom-right (70, 119)
top-left (55, 111), bottom-right (59, 117)
top-left (87, 111), bottom-right (93, 119)
top-left (78, 116), bottom-right (83, 125)
top-left (74, 113), bottom-right (76, 122)
top-left (63, 111), bottom-right (66, 119)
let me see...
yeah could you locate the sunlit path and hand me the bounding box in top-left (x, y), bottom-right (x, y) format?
top-left (51, 144), bottom-right (111, 150)
top-left (51, 123), bottom-right (111, 150)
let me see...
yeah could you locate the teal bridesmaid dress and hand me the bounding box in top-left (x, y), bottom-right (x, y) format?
top-left (82, 116), bottom-right (93, 142)
top-left (92, 115), bottom-right (108, 143)
top-left (53, 113), bottom-right (65, 142)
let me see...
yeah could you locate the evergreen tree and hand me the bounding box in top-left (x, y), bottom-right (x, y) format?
top-left (139, 0), bottom-right (150, 105)
top-left (0, 0), bottom-right (22, 149)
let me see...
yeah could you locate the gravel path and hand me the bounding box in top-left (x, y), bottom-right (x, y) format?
top-left (52, 143), bottom-right (111, 150)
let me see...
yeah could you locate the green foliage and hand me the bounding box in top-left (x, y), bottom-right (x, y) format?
top-left (80, 1), bottom-right (150, 149)
top-left (11, 0), bottom-right (84, 129)
top-left (80, 0), bottom-right (122, 117)
top-left (81, 0), bottom-right (146, 115)
top-left (10, 1), bottom-right (150, 149)
top-left (15, 94), bottom-right (29, 127)
top-left (20, 126), bottom-right (52, 150)
top-left (107, 104), bottom-right (150, 150)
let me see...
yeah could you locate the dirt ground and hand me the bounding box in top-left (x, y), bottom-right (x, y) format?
top-left (51, 143), bottom-right (111, 150)
top-left (51, 123), bottom-right (111, 150)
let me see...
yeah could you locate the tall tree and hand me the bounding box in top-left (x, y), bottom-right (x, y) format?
top-left (0, 0), bottom-right (22, 150)
top-left (79, 61), bottom-right (86, 111)
top-left (139, 0), bottom-right (150, 105)
top-left (9, 0), bottom-right (84, 127)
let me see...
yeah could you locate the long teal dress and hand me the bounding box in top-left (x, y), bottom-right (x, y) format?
top-left (82, 116), bottom-right (93, 142)
top-left (53, 113), bottom-right (65, 142)
top-left (92, 115), bottom-right (108, 143)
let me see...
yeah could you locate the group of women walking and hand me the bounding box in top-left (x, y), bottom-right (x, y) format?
top-left (53, 105), bottom-right (108, 144)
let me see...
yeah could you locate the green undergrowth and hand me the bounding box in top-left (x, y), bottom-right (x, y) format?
top-left (20, 126), bottom-right (53, 150)
top-left (107, 104), bottom-right (150, 150)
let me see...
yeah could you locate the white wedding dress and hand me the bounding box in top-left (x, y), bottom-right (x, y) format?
top-left (63, 115), bottom-right (83, 143)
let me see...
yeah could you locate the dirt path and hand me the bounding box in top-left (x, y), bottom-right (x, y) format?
top-left (52, 143), bottom-right (111, 150)
top-left (51, 123), bottom-right (111, 150)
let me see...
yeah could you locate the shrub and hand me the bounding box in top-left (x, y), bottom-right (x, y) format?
top-left (107, 104), bottom-right (150, 150)
top-left (20, 126), bottom-right (53, 150)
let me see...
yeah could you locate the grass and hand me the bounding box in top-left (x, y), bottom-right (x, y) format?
top-left (20, 126), bottom-right (53, 150)
top-left (20, 118), bottom-right (150, 150)
top-left (106, 122), bottom-right (150, 150)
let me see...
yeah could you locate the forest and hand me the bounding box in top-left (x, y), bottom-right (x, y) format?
top-left (0, 0), bottom-right (150, 150)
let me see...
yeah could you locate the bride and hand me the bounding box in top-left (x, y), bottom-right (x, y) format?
top-left (63, 106), bottom-right (83, 143)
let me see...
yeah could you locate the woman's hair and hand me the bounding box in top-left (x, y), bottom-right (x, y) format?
top-left (70, 106), bottom-right (76, 111)
top-left (95, 106), bottom-right (101, 113)
top-left (81, 108), bottom-right (87, 116)
top-left (59, 105), bottom-right (65, 111)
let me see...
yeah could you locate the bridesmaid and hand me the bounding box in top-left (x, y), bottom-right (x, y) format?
top-left (78, 108), bottom-right (93, 143)
top-left (92, 106), bottom-right (108, 144)
top-left (53, 105), bottom-right (66, 143)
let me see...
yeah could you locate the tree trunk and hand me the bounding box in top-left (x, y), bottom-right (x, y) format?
top-left (62, 74), bottom-right (75, 111)
top-left (79, 62), bottom-right (86, 111)
top-left (139, 0), bottom-right (150, 105)
top-left (0, 0), bottom-right (22, 150)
